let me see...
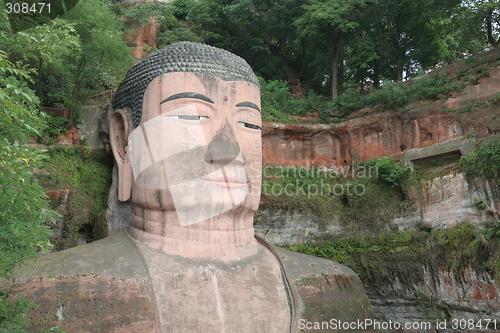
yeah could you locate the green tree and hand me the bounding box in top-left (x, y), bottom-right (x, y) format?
top-left (0, 50), bottom-right (55, 331)
top-left (295, 0), bottom-right (369, 100)
top-left (182, 0), bottom-right (234, 50)
top-left (175, 0), bottom-right (309, 84)
top-left (0, 0), bottom-right (133, 126)
top-left (57, 0), bottom-right (133, 125)
top-left (344, 0), bottom-right (461, 86)
top-left (117, 1), bottom-right (202, 49)
top-left (459, 139), bottom-right (500, 184)
top-left (0, 19), bottom-right (81, 105)
top-left (482, 0), bottom-right (500, 48)
top-left (360, 157), bottom-right (412, 187)
top-left (452, 0), bottom-right (500, 51)
top-left (3, 0), bottom-right (80, 32)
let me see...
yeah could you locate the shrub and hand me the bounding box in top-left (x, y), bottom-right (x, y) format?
top-left (459, 138), bottom-right (500, 184)
top-left (42, 116), bottom-right (68, 139)
top-left (288, 222), bottom-right (496, 287)
top-left (359, 157), bottom-right (412, 187)
top-left (259, 77), bottom-right (330, 122)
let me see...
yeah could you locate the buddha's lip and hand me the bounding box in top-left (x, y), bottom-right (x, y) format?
top-left (199, 177), bottom-right (248, 187)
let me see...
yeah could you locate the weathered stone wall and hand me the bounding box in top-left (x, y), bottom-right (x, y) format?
top-left (79, 105), bottom-right (112, 149)
top-left (369, 264), bottom-right (500, 332)
top-left (254, 208), bottom-right (343, 246)
top-left (403, 138), bottom-right (498, 229)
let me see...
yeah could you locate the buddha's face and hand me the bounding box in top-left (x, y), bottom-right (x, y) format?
top-left (127, 72), bottom-right (262, 227)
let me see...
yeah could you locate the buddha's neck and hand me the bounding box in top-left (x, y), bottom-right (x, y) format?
top-left (128, 206), bottom-right (259, 260)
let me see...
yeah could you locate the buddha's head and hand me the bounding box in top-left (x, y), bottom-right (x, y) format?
top-left (110, 42), bottom-right (262, 241)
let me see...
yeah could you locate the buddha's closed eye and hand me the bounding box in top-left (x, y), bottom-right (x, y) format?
top-left (237, 121), bottom-right (262, 130)
top-left (166, 115), bottom-right (261, 130)
top-left (166, 115), bottom-right (209, 120)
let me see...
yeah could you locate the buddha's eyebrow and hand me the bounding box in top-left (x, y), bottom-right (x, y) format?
top-left (160, 92), bottom-right (214, 104)
top-left (235, 101), bottom-right (261, 113)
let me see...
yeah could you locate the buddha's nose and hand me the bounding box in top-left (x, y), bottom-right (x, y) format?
top-left (204, 122), bottom-right (241, 164)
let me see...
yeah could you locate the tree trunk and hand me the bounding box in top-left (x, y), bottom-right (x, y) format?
top-left (486, 9), bottom-right (500, 48)
top-left (373, 64), bottom-right (381, 88)
top-left (396, 54), bottom-right (403, 81)
top-left (338, 37), bottom-right (345, 95)
top-left (331, 31), bottom-right (343, 101)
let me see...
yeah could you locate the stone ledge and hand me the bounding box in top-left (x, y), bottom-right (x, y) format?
top-left (401, 137), bottom-right (476, 168)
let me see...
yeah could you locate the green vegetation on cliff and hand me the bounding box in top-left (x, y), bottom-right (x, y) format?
top-left (259, 78), bottom-right (329, 123)
top-left (261, 158), bottom-right (413, 234)
top-left (459, 136), bottom-right (500, 184)
top-left (289, 222), bottom-right (496, 279)
top-left (288, 221), bottom-right (500, 323)
top-left (36, 146), bottom-right (113, 250)
top-left (286, 139), bottom-right (500, 319)
top-left (285, 139), bottom-right (500, 275)
top-left (260, 49), bottom-right (500, 123)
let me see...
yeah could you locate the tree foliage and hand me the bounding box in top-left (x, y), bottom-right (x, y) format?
top-left (3, 0), bottom-right (495, 107)
top-left (454, 0), bottom-right (500, 49)
top-left (116, 1), bottom-right (203, 49)
top-left (0, 0), bottom-right (133, 126)
top-left (344, 0), bottom-right (461, 86)
top-left (295, 0), bottom-right (368, 99)
top-left (0, 51), bottom-right (55, 331)
top-left (59, 0), bottom-right (134, 125)
top-left (360, 157), bottom-right (412, 187)
top-left (0, 19), bottom-right (81, 108)
top-left (168, 0), bottom-right (495, 99)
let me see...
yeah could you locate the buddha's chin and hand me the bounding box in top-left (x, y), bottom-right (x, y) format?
top-left (167, 179), bottom-right (248, 227)
top-left (132, 182), bottom-right (258, 229)
top-left (131, 198), bottom-right (256, 235)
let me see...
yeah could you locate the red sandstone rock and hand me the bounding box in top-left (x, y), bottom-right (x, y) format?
top-left (262, 111), bottom-right (469, 168)
top-left (262, 64), bottom-right (500, 169)
top-left (8, 275), bottom-right (156, 333)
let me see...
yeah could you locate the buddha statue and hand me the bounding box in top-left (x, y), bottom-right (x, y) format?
top-left (4, 42), bottom-right (372, 332)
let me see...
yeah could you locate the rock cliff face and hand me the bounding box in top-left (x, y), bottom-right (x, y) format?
top-left (262, 52), bottom-right (500, 170)
top-left (369, 264), bottom-right (500, 332)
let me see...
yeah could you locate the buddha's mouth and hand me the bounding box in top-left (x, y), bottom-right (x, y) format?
top-left (199, 176), bottom-right (249, 188)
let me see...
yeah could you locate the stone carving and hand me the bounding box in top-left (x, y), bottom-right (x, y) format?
top-left (4, 42), bottom-right (372, 332)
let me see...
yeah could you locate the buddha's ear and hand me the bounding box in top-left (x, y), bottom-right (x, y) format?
top-left (110, 108), bottom-right (134, 202)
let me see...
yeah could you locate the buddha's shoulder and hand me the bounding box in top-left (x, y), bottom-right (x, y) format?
top-left (273, 245), bottom-right (357, 280)
top-left (7, 230), bottom-right (148, 285)
top-left (273, 246), bottom-right (374, 323)
top-left (3, 231), bottom-right (158, 332)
